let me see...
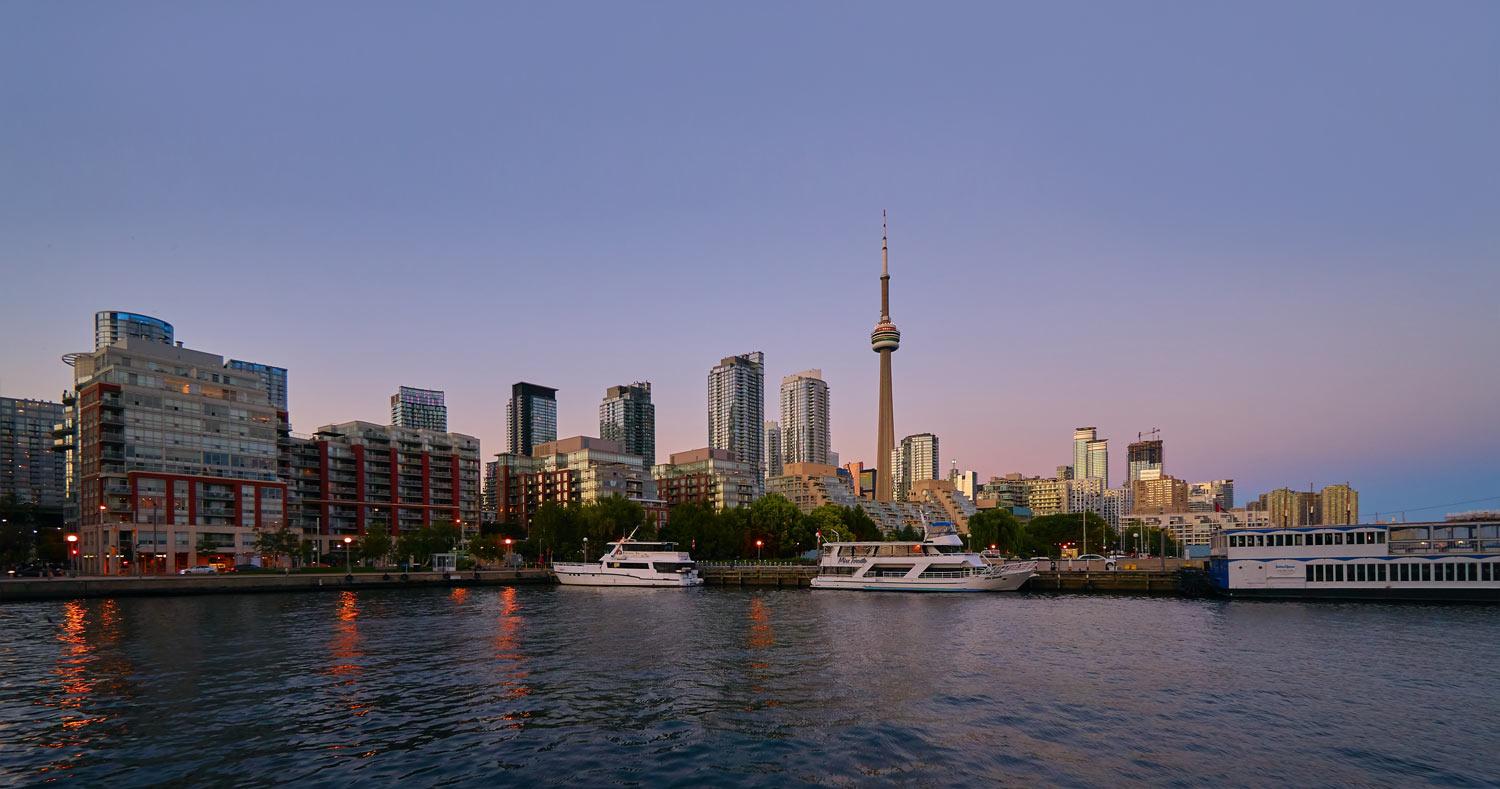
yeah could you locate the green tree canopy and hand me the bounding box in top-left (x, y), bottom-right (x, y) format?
top-left (967, 508), bottom-right (1024, 554)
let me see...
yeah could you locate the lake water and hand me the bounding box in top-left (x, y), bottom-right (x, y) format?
top-left (2, 587), bottom-right (1497, 786)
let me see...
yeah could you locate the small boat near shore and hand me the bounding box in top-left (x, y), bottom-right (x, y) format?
top-left (553, 535), bottom-right (703, 588)
top-left (811, 522), bottom-right (1036, 592)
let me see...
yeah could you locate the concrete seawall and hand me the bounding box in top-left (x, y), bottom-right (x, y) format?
top-left (0, 569), bottom-right (554, 603)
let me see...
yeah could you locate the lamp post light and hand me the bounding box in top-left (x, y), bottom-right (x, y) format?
top-left (756, 539), bottom-right (764, 562)
top-left (66, 534), bottom-right (78, 576)
top-left (504, 537), bottom-right (513, 567)
top-left (343, 536), bottom-right (353, 574)
top-left (583, 536), bottom-right (589, 563)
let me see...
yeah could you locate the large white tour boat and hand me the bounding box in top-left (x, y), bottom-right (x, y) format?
top-left (811, 522), bottom-right (1036, 592)
top-left (1209, 519), bottom-right (1500, 601)
top-left (553, 536), bottom-right (703, 588)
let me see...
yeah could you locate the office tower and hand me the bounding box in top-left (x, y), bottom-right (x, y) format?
top-left (94, 310), bottom-right (173, 350)
top-left (0, 396), bottom-right (67, 511)
top-left (508, 382), bottom-right (558, 457)
top-left (599, 382), bottom-right (655, 466)
top-left (653, 447), bottom-right (757, 510)
top-left (229, 361), bottom-right (289, 412)
top-left (1086, 439), bottom-right (1109, 487)
top-left (68, 333), bottom-right (289, 575)
top-left (1321, 483), bottom-right (1359, 525)
top-left (763, 421), bottom-right (783, 480)
top-left (779, 369), bottom-right (831, 466)
top-left (1127, 439), bottom-right (1164, 483)
top-left (389, 386), bottom-right (448, 432)
top-left (286, 421), bottom-right (481, 546)
top-left (891, 432), bottom-right (939, 502)
top-left (871, 214), bottom-right (902, 501)
top-left (707, 352), bottom-right (765, 491)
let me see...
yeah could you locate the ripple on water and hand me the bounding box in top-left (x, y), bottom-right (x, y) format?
top-left (1, 588), bottom-right (1498, 786)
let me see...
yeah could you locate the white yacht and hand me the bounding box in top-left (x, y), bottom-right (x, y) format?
top-left (811, 522), bottom-right (1036, 592)
top-left (553, 536), bottom-right (703, 588)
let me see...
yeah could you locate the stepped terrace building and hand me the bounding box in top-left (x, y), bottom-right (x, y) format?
top-left (766, 462), bottom-right (947, 536)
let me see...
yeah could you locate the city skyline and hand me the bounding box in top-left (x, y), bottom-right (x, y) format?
top-left (2, 3), bottom-right (1497, 519)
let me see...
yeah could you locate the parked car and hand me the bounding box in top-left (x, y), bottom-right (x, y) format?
top-left (179, 565), bottom-right (217, 575)
top-left (232, 564), bottom-right (261, 573)
top-left (1076, 553), bottom-right (1119, 570)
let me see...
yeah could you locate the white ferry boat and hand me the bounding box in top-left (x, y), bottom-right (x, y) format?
top-left (811, 522), bottom-right (1036, 592)
top-left (1208, 519), bottom-right (1500, 601)
top-left (553, 536), bottom-right (703, 588)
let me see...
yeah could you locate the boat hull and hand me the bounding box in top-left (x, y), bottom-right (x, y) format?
top-left (553, 564), bottom-right (703, 588)
top-left (811, 571), bottom-right (1031, 592)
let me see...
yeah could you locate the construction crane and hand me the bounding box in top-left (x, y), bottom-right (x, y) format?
top-left (1137, 427), bottom-right (1161, 442)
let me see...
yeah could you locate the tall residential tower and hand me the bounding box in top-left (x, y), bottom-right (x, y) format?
top-left (708, 352), bottom-right (765, 491)
top-left (508, 382), bottom-right (558, 456)
top-left (779, 369), bottom-right (831, 466)
top-left (391, 386), bottom-right (447, 432)
top-left (599, 382), bottom-right (655, 466)
top-left (871, 214), bottom-right (902, 501)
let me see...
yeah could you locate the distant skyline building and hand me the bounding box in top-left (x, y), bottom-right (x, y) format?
top-left (763, 421), bottom-right (782, 480)
top-left (1188, 479), bottom-right (1236, 511)
top-left (390, 385), bottom-right (447, 432)
top-left (228, 360), bottom-right (289, 412)
top-left (892, 432), bottom-right (939, 502)
top-left (1127, 439), bottom-right (1164, 483)
top-left (871, 215), bottom-right (902, 501)
top-left (779, 369), bottom-right (831, 466)
top-left (707, 351), bottom-right (765, 492)
top-left (599, 382), bottom-right (655, 466)
top-left (1073, 428), bottom-right (1095, 482)
top-left (507, 382), bottom-right (558, 457)
top-left (1086, 440), bottom-right (1109, 487)
top-left (1321, 483), bottom-right (1359, 525)
top-left (950, 467), bottom-right (979, 501)
top-left (94, 310), bottom-right (173, 350)
top-left (0, 396), bottom-right (67, 511)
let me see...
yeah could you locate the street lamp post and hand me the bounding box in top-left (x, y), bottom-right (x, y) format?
top-left (343, 535), bottom-right (353, 575)
top-left (503, 537), bottom-right (514, 568)
top-left (66, 534), bottom-right (78, 576)
top-left (756, 539), bottom-right (763, 562)
top-left (583, 536), bottom-right (589, 563)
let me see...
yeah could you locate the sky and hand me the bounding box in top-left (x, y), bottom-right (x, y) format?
top-left (2, 1), bottom-right (1497, 519)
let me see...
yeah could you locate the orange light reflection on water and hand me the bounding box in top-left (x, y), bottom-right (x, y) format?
top-left (38, 599), bottom-right (129, 776)
top-left (746, 595), bottom-right (779, 707)
top-left (493, 587), bottom-right (532, 727)
top-left (326, 591), bottom-right (370, 719)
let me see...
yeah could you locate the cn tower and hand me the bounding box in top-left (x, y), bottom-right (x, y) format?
top-left (871, 212), bottom-right (901, 501)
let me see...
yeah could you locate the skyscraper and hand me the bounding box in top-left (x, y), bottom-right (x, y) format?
top-left (871, 213), bottom-right (902, 501)
top-left (708, 352), bottom-right (765, 491)
top-left (891, 432), bottom-right (939, 502)
top-left (1073, 427), bottom-right (1096, 481)
top-left (508, 382), bottom-right (558, 456)
top-left (763, 421), bottom-right (783, 480)
top-left (779, 369), bottom-right (831, 466)
top-left (1127, 439), bottom-right (1164, 483)
top-left (391, 386), bottom-right (447, 432)
top-left (1321, 483), bottom-right (1359, 525)
top-left (0, 396), bottom-right (67, 511)
top-left (599, 382), bottom-right (655, 466)
top-left (1086, 439), bottom-right (1109, 487)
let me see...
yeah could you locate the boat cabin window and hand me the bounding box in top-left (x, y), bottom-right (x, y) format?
top-left (606, 561), bottom-right (650, 569)
top-left (1375, 531), bottom-right (1386, 544)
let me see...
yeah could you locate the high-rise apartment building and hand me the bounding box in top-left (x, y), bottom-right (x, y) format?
top-left (950, 468), bottom-right (979, 501)
top-left (390, 386), bottom-right (447, 432)
top-left (779, 369), bottom-right (831, 466)
top-left (94, 310), bottom-right (173, 350)
top-left (1127, 439), bottom-right (1164, 483)
top-left (1086, 440), bottom-right (1109, 486)
top-left (1132, 474), bottom-right (1190, 514)
top-left (286, 421), bottom-right (481, 549)
top-left (68, 333), bottom-right (288, 575)
top-left (228, 361), bottom-right (289, 412)
top-left (707, 352), bottom-right (764, 491)
top-left (508, 382), bottom-right (558, 457)
top-left (653, 447), bottom-right (757, 511)
top-left (891, 432), bottom-right (939, 502)
top-left (1262, 488), bottom-right (1321, 528)
top-left (1073, 428), bottom-right (1096, 481)
top-left (1320, 483), bottom-right (1359, 525)
top-left (599, 382), bottom-right (654, 466)
top-left (763, 421), bottom-right (782, 480)
top-left (0, 396), bottom-right (67, 511)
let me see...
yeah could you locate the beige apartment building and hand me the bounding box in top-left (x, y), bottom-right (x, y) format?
top-left (490, 436), bottom-right (665, 530)
top-left (653, 447), bottom-right (757, 510)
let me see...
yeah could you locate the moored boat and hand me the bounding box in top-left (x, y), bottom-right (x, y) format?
top-left (553, 536), bottom-right (703, 588)
top-left (811, 522), bottom-right (1036, 592)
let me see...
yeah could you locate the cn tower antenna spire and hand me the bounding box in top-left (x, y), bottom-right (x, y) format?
top-left (880, 210), bottom-right (891, 319)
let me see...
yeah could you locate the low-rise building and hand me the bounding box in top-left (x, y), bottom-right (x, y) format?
top-left (490, 436), bottom-right (665, 530)
top-left (653, 447), bottom-right (757, 510)
top-left (1123, 509), bottom-right (1271, 550)
top-left (1132, 475), bottom-right (1190, 514)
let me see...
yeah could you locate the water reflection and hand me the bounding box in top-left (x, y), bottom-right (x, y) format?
top-left (36, 599), bottom-right (130, 777)
top-left (326, 591), bottom-right (369, 719)
top-left (746, 594), bottom-right (778, 708)
top-left (492, 587), bottom-right (531, 725)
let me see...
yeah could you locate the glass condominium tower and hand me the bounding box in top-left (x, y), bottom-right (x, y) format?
top-left (708, 352), bottom-right (764, 492)
top-left (599, 382), bottom-right (655, 466)
top-left (508, 382), bottom-right (558, 457)
top-left (391, 386), bottom-right (448, 432)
